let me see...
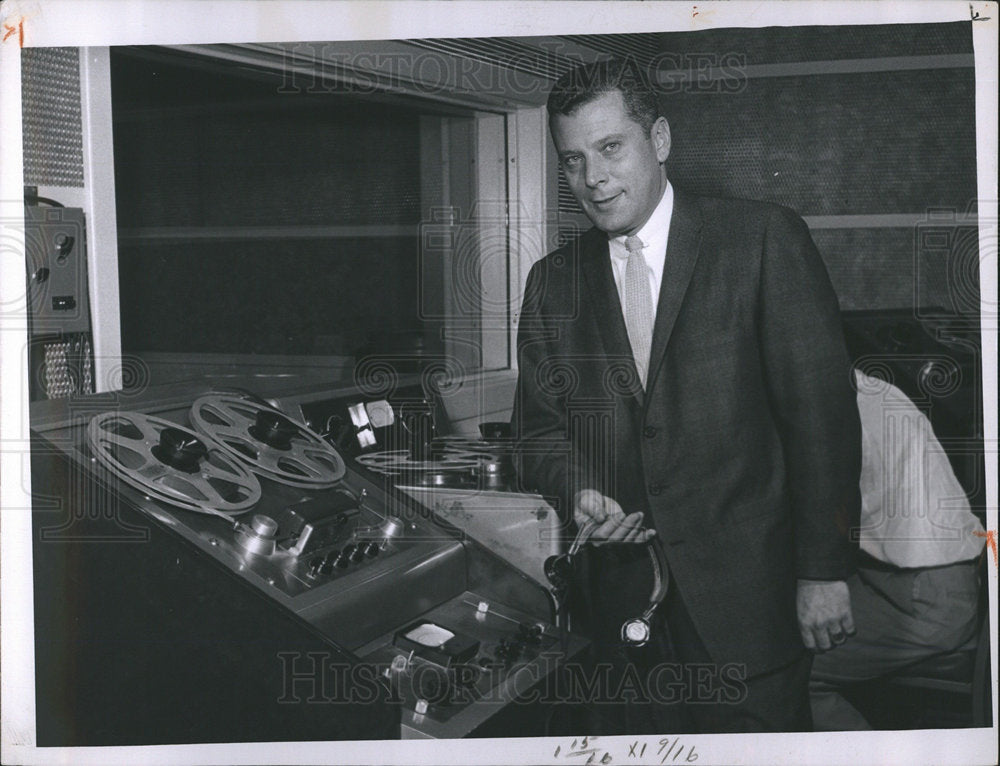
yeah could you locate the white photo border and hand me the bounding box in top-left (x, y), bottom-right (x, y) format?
top-left (2, 2), bottom-right (996, 765)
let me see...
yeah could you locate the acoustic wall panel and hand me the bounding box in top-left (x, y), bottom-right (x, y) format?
top-left (22, 47), bottom-right (85, 187)
top-left (812, 228), bottom-right (920, 311)
top-left (812, 224), bottom-right (981, 317)
top-left (662, 67), bottom-right (977, 216)
top-left (656, 21), bottom-right (972, 66)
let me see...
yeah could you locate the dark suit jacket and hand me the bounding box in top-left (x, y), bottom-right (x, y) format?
top-left (511, 190), bottom-right (862, 677)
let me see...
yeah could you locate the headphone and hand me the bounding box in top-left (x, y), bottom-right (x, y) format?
top-left (544, 520), bottom-right (670, 647)
top-left (618, 534), bottom-right (669, 646)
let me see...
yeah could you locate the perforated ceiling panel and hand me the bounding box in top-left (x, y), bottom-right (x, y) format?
top-left (403, 37), bottom-right (579, 82)
top-left (22, 47), bottom-right (85, 187)
top-left (563, 34), bottom-right (660, 68)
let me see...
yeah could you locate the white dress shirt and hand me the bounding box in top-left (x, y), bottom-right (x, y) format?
top-left (854, 370), bottom-right (984, 567)
top-left (608, 181), bottom-right (674, 322)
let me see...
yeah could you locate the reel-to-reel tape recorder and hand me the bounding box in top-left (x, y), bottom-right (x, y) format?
top-left (29, 379), bottom-right (586, 745)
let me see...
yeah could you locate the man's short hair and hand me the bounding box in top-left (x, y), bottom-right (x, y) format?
top-left (547, 57), bottom-right (661, 133)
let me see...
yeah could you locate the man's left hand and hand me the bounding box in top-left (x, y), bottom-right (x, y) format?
top-left (796, 579), bottom-right (854, 652)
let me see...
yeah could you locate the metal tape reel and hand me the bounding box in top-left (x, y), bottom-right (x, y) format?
top-left (354, 449), bottom-right (485, 476)
top-left (190, 394), bottom-right (345, 488)
top-left (432, 435), bottom-right (506, 459)
top-left (87, 411), bottom-right (262, 515)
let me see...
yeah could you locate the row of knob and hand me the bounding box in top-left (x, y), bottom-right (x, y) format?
top-left (307, 541), bottom-right (381, 576)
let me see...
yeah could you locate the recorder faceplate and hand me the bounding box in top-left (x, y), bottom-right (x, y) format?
top-left (31, 379), bottom-right (585, 743)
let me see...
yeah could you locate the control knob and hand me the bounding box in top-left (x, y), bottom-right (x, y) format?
top-left (381, 516), bottom-right (405, 540)
top-left (349, 545), bottom-right (367, 563)
top-left (321, 550), bottom-right (338, 575)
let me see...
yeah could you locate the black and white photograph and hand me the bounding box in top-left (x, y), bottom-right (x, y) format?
top-left (1, 2), bottom-right (996, 765)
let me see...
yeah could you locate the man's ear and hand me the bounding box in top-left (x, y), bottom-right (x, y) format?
top-left (652, 117), bottom-right (671, 163)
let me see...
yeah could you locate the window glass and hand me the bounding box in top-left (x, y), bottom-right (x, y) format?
top-left (111, 48), bottom-right (508, 381)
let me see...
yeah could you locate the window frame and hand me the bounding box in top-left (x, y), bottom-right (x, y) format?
top-left (89, 41), bottom-right (559, 389)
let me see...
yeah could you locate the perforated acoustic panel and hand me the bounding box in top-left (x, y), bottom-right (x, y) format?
top-left (656, 21), bottom-right (973, 66)
top-left (404, 37), bottom-right (573, 81)
top-left (22, 47), bottom-right (85, 187)
top-left (663, 67), bottom-right (977, 215)
top-left (563, 34), bottom-right (660, 69)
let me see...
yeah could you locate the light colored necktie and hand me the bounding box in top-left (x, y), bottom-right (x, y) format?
top-left (623, 235), bottom-right (654, 388)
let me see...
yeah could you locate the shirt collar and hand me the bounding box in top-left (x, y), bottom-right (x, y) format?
top-left (609, 180), bottom-right (674, 258)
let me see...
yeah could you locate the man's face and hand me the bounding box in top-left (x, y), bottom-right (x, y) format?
top-left (551, 90), bottom-right (670, 238)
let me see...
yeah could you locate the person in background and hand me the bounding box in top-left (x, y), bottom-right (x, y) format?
top-left (809, 369), bottom-right (985, 730)
top-left (511, 58), bottom-right (862, 733)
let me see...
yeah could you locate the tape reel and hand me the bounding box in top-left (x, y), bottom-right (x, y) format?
top-left (355, 449), bottom-right (485, 476)
top-left (190, 394), bottom-right (345, 488)
top-left (87, 411), bottom-right (262, 516)
top-left (433, 435), bottom-right (507, 457)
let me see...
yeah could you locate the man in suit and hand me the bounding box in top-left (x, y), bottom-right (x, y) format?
top-left (511, 58), bottom-right (862, 732)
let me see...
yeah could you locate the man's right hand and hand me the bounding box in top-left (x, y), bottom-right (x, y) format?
top-left (573, 489), bottom-right (656, 545)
